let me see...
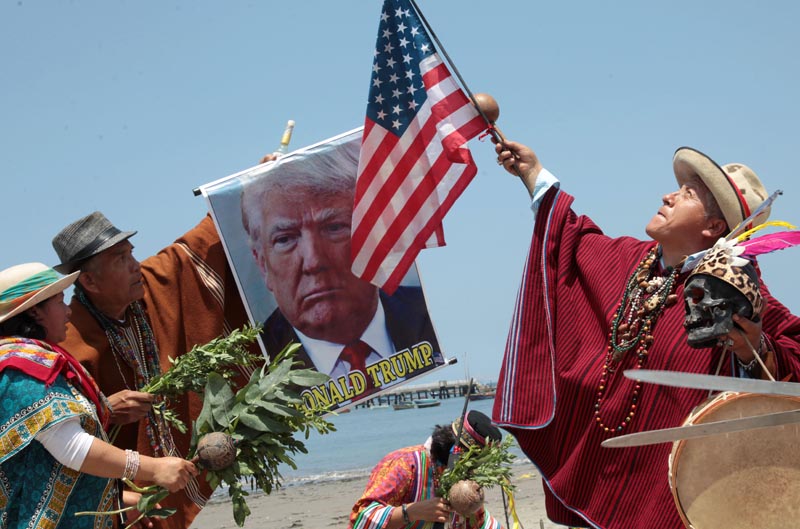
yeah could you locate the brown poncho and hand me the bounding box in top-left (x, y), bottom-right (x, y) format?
top-left (62, 215), bottom-right (250, 529)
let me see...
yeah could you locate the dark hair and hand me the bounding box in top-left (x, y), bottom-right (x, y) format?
top-left (430, 424), bottom-right (456, 466)
top-left (0, 311), bottom-right (46, 340)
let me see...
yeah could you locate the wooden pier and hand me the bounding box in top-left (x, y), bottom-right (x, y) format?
top-left (355, 379), bottom-right (488, 409)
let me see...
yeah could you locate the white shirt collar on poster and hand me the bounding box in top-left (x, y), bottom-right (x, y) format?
top-left (295, 300), bottom-right (395, 378)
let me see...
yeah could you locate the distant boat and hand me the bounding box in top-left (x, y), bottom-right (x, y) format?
top-left (370, 403), bottom-right (390, 410)
top-left (468, 391), bottom-right (496, 401)
top-left (414, 399), bottom-right (442, 409)
top-left (393, 401), bottom-right (415, 410)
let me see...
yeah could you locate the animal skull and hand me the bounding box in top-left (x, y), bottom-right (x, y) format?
top-left (683, 274), bottom-right (755, 348)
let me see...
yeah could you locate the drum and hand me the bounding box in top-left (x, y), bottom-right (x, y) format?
top-left (669, 391), bottom-right (800, 529)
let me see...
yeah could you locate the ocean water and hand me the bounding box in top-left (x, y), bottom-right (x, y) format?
top-left (212, 397), bottom-right (527, 497)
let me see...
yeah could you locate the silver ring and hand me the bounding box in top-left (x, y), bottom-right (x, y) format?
top-left (725, 338), bottom-right (734, 348)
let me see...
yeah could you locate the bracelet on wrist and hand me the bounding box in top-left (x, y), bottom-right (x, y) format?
top-left (401, 504), bottom-right (411, 524)
top-left (122, 449), bottom-right (140, 480)
top-left (759, 334), bottom-right (768, 356)
top-left (737, 334), bottom-right (768, 373)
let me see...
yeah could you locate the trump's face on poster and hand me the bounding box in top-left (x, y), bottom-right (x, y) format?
top-left (204, 129), bottom-right (446, 411)
top-left (251, 184), bottom-right (379, 345)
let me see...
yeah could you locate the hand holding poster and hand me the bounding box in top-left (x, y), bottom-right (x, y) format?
top-left (198, 129), bottom-right (448, 412)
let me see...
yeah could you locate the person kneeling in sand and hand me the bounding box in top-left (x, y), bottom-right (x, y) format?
top-left (349, 410), bottom-right (504, 529)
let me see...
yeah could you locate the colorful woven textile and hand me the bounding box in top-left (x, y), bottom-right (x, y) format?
top-left (0, 341), bottom-right (116, 528)
top-left (0, 337), bottom-right (109, 428)
top-left (350, 445), bottom-right (501, 529)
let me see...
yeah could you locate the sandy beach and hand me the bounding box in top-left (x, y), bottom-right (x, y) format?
top-left (190, 459), bottom-right (560, 529)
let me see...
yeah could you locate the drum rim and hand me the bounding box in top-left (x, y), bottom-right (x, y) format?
top-left (669, 391), bottom-right (800, 529)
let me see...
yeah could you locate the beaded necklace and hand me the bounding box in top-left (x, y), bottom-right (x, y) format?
top-left (76, 286), bottom-right (177, 456)
top-left (594, 247), bottom-right (681, 434)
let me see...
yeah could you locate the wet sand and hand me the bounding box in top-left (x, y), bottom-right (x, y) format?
top-left (190, 459), bottom-right (563, 528)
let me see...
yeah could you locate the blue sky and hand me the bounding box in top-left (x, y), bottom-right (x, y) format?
top-left (2, 1), bottom-right (799, 384)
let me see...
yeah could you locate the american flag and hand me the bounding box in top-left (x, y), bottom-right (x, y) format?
top-left (350, 0), bottom-right (486, 294)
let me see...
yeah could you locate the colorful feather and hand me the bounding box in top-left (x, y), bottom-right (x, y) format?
top-left (682, 237), bottom-right (748, 273)
top-left (735, 221), bottom-right (797, 242)
top-left (726, 189), bottom-right (783, 240)
top-left (682, 190), bottom-right (792, 274)
top-left (739, 230), bottom-right (800, 257)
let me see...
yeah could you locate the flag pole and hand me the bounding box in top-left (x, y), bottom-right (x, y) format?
top-left (407, 0), bottom-right (525, 177)
top-left (434, 377), bottom-right (474, 529)
top-left (407, 0), bottom-right (492, 131)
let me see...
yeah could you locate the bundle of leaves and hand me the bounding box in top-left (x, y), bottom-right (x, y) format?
top-left (140, 325), bottom-right (265, 434)
top-left (436, 436), bottom-right (516, 516)
top-left (108, 330), bottom-right (334, 528)
top-left (189, 341), bottom-right (335, 526)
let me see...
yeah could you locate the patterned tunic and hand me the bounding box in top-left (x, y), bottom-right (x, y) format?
top-left (0, 339), bottom-right (116, 529)
top-left (493, 187), bottom-right (800, 528)
top-left (350, 445), bottom-right (502, 529)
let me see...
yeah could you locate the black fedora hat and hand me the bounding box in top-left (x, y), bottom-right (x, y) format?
top-left (451, 410), bottom-right (502, 448)
top-left (52, 211), bottom-right (137, 274)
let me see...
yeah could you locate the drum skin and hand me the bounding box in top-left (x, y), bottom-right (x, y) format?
top-left (669, 392), bottom-right (800, 529)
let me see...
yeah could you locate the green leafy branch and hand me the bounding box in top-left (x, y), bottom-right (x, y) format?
top-left (189, 341), bottom-right (335, 526)
top-left (436, 436), bottom-right (517, 499)
top-left (75, 481), bottom-right (175, 529)
top-left (141, 325), bottom-right (265, 433)
top-left (107, 325), bottom-right (263, 443)
top-left (83, 326), bottom-right (264, 526)
top-left (88, 327), bottom-right (333, 528)
top-left (143, 325), bottom-right (263, 398)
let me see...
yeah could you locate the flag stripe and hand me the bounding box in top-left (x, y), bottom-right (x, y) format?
top-left (383, 155), bottom-right (478, 291)
top-left (351, 0), bottom-right (485, 293)
top-left (353, 62), bottom-right (462, 247)
top-left (353, 61), bottom-right (480, 267)
top-left (359, 116), bottom-right (482, 288)
top-left (360, 102), bottom-right (484, 273)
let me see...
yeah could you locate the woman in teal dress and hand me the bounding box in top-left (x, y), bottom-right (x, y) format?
top-left (0, 262), bottom-right (198, 528)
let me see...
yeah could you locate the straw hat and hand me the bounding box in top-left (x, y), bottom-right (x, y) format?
top-left (673, 147), bottom-right (770, 230)
top-left (0, 263), bottom-right (79, 323)
top-left (52, 211), bottom-right (136, 274)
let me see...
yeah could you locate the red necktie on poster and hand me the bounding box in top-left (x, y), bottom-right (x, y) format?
top-left (338, 340), bottom-right (375, 391)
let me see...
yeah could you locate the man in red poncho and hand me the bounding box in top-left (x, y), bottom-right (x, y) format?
top-left (491, 139), bottom-right (800, 528)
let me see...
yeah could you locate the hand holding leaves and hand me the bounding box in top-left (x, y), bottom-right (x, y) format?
top-left (189, 341), bottom-right (334, 526)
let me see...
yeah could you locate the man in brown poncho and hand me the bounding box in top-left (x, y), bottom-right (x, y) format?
top-left (52, 211), bottom-right (250, 529)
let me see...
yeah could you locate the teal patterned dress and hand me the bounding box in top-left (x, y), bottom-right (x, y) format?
top-left (0, 338), bottom-right (117, 529)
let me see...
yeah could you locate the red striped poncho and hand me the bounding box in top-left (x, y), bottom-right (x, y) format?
top-left (493, 186), bottom-right (800, 528)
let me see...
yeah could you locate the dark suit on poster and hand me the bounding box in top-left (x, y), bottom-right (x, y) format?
top-left (260, 286), bottom-right (443, 378)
